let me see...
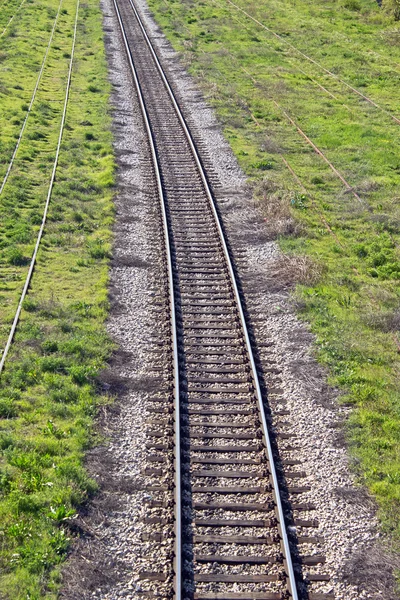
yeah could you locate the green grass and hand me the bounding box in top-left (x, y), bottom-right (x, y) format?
top-left (0, 0), bottom-right (115, 597)
top-left (0, 0), bottom-right (27, 33)
top-left (146, 0), bottom-right (400, 546)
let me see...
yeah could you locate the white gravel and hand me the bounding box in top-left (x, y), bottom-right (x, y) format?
top-left (61, 0), bottom-right (398, 598)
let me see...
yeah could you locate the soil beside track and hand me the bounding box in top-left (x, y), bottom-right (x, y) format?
top-left (60, 0), bottom-right (399, 598)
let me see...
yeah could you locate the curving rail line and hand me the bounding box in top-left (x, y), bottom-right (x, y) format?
top-left (113, 0), bottom-right (333, 598)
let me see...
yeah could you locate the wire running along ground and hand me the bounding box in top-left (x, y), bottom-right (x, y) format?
top-left (0, 0), bottom-right (27, 38)
top-left (273, 101), bottom-right (364, 204)
top-left (205, 18), bottom-right (400, 223)
top-left (183, 15), bottom-right (369, 215)
top-left (0, 0), bottom-right (64, 195)
top-left (160, 0), bottom-right (400, 263)
top-left (225, 0), bottom-right (400, 126)
top-left (215, 39), bottom-right (400, 252)
top-left (210, 0), bottom-right (356, 114)
top-left (0, 0), bottom-right (80, 377)
top-left (212, 39), bottom-right (366, 205)
top-left (160, 0), bottom-right (378, 210)
top-left (158, 0), bottom-right (396, 208)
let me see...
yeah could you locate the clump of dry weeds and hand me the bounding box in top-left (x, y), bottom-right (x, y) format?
top-left (261, 136), bottom-right (282, 154)
top-left (253, 177), bottom-right (301, 239)
top-left (247, 253), bottom-right (322, 294)
top-left (361, 309), bottom-right (400, 333)
top-left (270, 253), bottom-right (323, 287)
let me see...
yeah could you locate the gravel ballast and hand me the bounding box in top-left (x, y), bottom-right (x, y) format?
top-left (60, 0), bottom-right (398, 598)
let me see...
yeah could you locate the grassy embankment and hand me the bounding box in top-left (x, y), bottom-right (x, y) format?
top-left (0, 0), bottom-right (114, 597)
top-left (146, 0), bottom-right (400, 546)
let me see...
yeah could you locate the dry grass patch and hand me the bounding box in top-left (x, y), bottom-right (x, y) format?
top-left (270, 253), bottom-right (323, 287)
top-left (361, 309), bottom-right (400, 333)
top-left (254, 177), bottom-right (300, 238)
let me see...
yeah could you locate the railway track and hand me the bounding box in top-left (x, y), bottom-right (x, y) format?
top-left (113, 0), bottom-right (333, 598)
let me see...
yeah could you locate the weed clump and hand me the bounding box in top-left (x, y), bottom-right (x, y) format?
top-left (0, 397), bottom-right (17, 418)
top-left (361, 309), bottom-right (400, 332)
top-left (270, 253), bottom-right (323, 288)
top-left (254, 178), bottom-right (300, 238)
top-left (7, 246), bottom-right (29, 266)
top-left (344, 0), bottom-right (362, 10)
top-left (87, 239), bottom-right (110, 259)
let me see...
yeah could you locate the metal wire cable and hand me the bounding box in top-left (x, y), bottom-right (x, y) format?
top-left (0, 0), bottom-right (27, 37)
top-left (0, 0), bottom-right (64, 195)
top-left (0, 0), bottom-right (80, 376)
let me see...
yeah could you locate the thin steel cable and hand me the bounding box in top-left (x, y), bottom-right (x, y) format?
top-left (0, 0), bottom-right (80, 376)
top-left (226, 0), bottom-right (400, 126)
top-left (273, 100), bottom-right (365, 205)
top-left (0, 0), bottom-right (64, 195)
top-left (0, 0), bottom-right (27, 37)
top-left (210, 0), bottom-right (355, 114)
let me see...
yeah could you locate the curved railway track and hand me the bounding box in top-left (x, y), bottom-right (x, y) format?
top-left (113, 1), bottom-right (333, 598)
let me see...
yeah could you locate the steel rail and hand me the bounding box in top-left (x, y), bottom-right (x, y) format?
top-left (0, 0), bottom-right (64, 195)
top-left (0, 0), bottom-right (80, 377)
top-left (112, 1), bottom-right (182, 597)
top-left (118, 0), bottom-right (299, 597)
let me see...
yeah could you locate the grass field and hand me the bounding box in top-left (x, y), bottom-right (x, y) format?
top-left (145, 0), bottom-right (400, 549)
top-left (0, 0), bottom-right (114, 597)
